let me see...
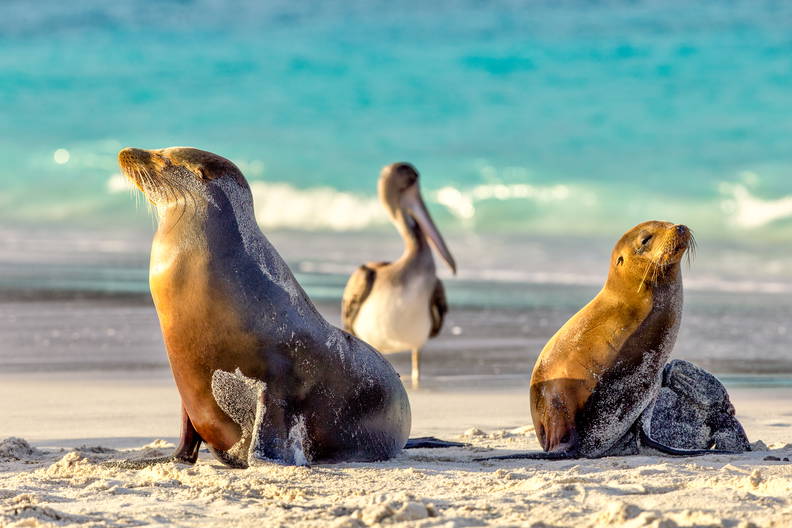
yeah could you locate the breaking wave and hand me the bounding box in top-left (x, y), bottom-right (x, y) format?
top-left (248, 181), bottom-right (386, 231)
top-left (104, 172), bottom-right (792, 237)
top-left (719, 180), bottom-right (792, 229)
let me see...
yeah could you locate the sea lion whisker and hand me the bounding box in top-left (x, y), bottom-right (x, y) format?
top-left (168, 182), bottom-right (189, 233)
top-left (157, 170), bottom-right (178, 207)
top-left (180, 179), bottom-right (198, 220)
top-left (153, 172), bottom-right (186, 232)
top-left (130, 178), bottom-right (139, 209)
top-left (137, 167), bottom-right (150, 193)
top-left (134, 168), bottom-right (148, 210)
top-left (140, 170), bottom-right (155, 204)
top-left (142, 171), bottom-right (160, 217)
top-left (129, 169), bottom-right (140, 210)
top-left (179, 178), bottom-right (198, 219)
top-left (687, 233), bottom-right (697, 268)
top-left (638, 261), bottom-right (653, 293)
top-left (151, 169), bottom-right (167, 202)
top-left (651, 259), bottom-right (661, 283)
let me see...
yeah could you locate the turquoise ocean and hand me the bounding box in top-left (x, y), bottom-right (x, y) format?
top-left (0, 0), bottom-right (790, 378)
top-left (1, 0), bottom-right (791, 237)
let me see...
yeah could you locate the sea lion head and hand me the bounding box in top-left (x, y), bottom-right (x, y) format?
top-left (118, 147), bottom-right (250, 222)
top-left (608, 220), bottom-right (693, 289)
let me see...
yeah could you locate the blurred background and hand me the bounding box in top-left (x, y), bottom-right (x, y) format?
top-left (1, 0), bottom-right (790, 384)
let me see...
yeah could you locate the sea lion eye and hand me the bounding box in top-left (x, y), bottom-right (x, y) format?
top-left (641, 234), bottom-right (653, 245)
top-left (617, 256), bottom-right (624, 266)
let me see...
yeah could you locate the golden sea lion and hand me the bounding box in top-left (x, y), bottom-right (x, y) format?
top-left (477, 221), bottom-right (745, 461)
top-left (531, 221), bottom-right (692, 457)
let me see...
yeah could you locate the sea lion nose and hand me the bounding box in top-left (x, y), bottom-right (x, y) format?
top-left (675, 225), bottom-right (688, 236)
top-left (118, 147), bottom-right (151, 165)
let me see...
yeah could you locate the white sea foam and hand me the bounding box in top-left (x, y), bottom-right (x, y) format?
top-left (719, 181), bottom-right (792, 229)
top-left (105, 171), bottom-right (792, 238)
top-left (435, 182), bottom-right (579, 221)
top-left (235, 179), bottom-right (587, 231)
top-left (248, 181), bottom-right (386, 231)
top-left (106, 173), bottom-right (134, 193)
top-left (107, 167), bottom-right (592, 231)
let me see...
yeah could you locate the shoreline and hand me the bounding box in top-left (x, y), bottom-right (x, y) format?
top-left (1, 370), bottom-right (790, 448)
top-left (2, 293), bottom-right (792, 377)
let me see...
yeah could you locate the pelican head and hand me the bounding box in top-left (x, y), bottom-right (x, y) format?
top-left (379, 163), bottom-right (456, 274)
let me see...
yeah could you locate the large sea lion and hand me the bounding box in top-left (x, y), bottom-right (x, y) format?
top-left (117, 146), bottom-right (418, 467)
top-left (478, 221), bottom-right (748, 461)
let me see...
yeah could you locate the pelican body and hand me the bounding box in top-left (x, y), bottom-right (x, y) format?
top-left (342, 163), bottom-right (456, 387)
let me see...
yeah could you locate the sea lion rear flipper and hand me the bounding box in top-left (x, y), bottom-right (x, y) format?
top-left (644, 360), bottom-right (750, 455)
top-left (403, 436), bottom-right (467, 449)
top-left (638, 427), bottom-right (741, 456)
top-left (710, 414), bottom-right (751, 452)
top-left (472, 451), bottom-right (573, 461)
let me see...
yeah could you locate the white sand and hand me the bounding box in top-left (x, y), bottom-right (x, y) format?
top-left (1, 373), bottom-right (791, 527)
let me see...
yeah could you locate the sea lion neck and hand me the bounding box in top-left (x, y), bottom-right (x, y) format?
top-left (605, 260), bottom-right (682, 298)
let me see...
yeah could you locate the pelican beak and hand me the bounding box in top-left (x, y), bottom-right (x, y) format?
top-left (402, 186), bottom-right (456, 274)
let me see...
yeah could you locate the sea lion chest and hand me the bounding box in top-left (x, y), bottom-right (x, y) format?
top-left (149, 241), bottom-right (260, 449)
top-left (578, 281), bottom-right (683, 456)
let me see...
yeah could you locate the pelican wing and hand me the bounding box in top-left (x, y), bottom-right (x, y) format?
top-left (429, 279), bottom-right (448, 338)
top-left (341, 262), bottom-right (388, 335)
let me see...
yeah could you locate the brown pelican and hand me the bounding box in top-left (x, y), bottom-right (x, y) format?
top-left (342, 163), bottom-right (456, 388)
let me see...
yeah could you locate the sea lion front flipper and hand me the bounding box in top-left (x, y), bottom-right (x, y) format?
top-left (210, 368), bottom-right (310, 466)
top-left (171, 405), bottom-right (203, 462)
top-left (403, 436), bottom-right (467, 449)
top-left (473, 451), bottom-right (573, 462)
top-left (104, 405), bottom-right (203, 469)
top-left (210, 368), bottom-right (265, 467)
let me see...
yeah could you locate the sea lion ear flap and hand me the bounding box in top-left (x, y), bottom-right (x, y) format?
top-left (175, 159), bottom-right (210, 180)
top-left (193, 164), bottom-right (210, 179)
top-left (196, 156), bottom-right (241, 181)
top-left (617, 256), bottom-right (624, 266)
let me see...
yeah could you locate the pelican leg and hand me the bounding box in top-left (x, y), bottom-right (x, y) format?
top-left (411, 348), bottom-right (421, 389)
